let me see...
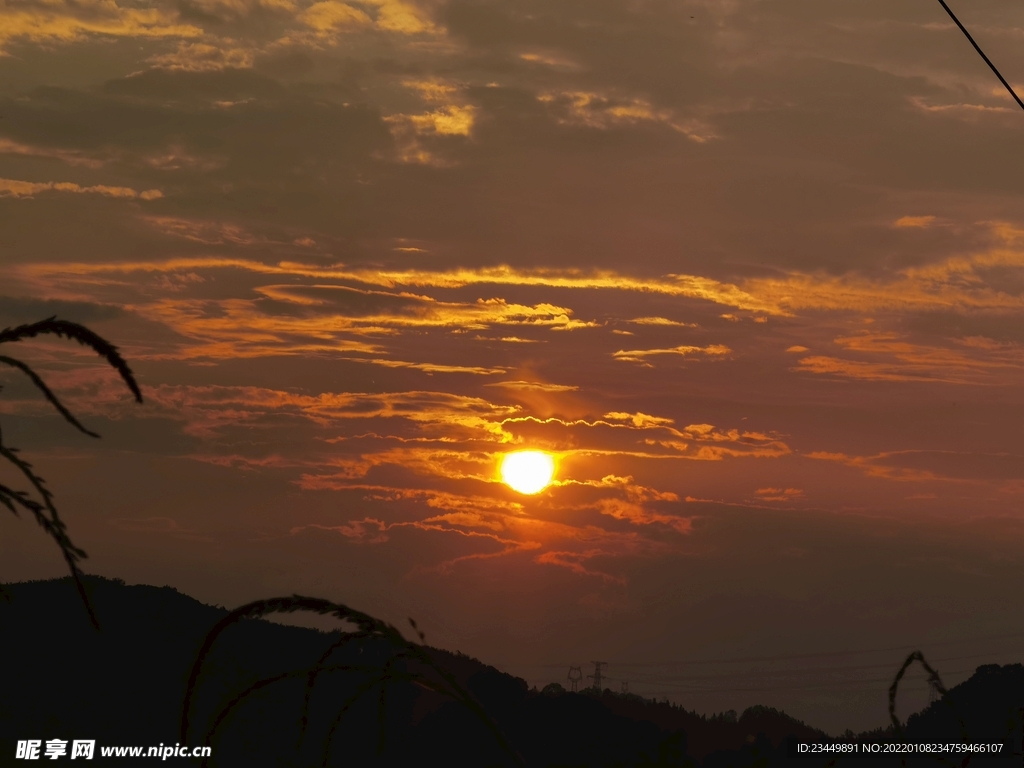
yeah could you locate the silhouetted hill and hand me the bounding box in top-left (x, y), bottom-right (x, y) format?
top-left (1, 577), bottom-right (1021, 767)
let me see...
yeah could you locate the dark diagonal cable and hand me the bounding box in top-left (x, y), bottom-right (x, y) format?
top-left (936, 0), bottom-right (1024, 112)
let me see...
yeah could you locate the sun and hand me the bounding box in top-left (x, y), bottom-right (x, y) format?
top-left (500, 450), bottom-right (555, 495)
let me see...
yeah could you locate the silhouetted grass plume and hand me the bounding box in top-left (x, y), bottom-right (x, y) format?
top-left (0, 317), bottom-right (142, 627)
top-left (180, 595), bottom-right (524, 767)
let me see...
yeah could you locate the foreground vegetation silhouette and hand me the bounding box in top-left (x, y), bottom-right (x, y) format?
top-left (0, 317), bottom-right (142, 627)
top-left (180, 595), bottom-right (522, 767)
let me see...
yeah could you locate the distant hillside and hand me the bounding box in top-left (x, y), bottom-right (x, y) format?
top-left (0, 577), bottom-right (1020, 767)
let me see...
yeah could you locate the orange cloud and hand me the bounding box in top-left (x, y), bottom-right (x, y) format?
top-left (534, 550), bottom-right (626, 583)
top-left (0, 0), bottom-right (202, 51)
top-left (795, 333), bottom-right (1024, 384)
top-left (0, 138), bottom-right (105, 168)
top-left (612, 344), bottom-right (730, 365)
top-left (754, 487), bottom-right (804, 502)
top-left (131, 385), bottom-right (520, 439)
top-left (299, 1), bottom-right (372, 32)
top-left (537, 90), bottom-right (717, 143)
top-left (147, 41), bottom-right (256, 70)
top-left (894, 215), bottom-right (936, 228)
top-left (595, 498), bottom-right (692, 533)
top-left (628, 317), bottom-right (698, 327)
top-left (486, 381), bottom-right (579, 392)
top-left (0, 177), bottom-right (162, 200)
top-left (13, 257), bottom-right (787, 315)
top-left (807, 451), bottom-right (943, 482)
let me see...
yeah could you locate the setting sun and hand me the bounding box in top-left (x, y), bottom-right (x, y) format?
top-left (500, 451), bottom-right (555, 494)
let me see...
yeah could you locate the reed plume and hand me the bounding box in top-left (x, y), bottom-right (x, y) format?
top-left (180, 595), bottom-right (523, 767)
top-left (0, 317), bottom-right (142, 628)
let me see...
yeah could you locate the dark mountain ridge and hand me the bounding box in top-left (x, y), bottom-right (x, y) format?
top-left (1, 578), bottom-right (1020, 767)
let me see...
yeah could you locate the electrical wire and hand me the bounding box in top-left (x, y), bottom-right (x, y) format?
top-left (532, 628), bottom-right (1024, 669)
top-left (936, 0), bottom-right (1024, 112)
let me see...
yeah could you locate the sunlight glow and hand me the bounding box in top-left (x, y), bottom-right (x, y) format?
top-left (500, 451), bottom-right (555, 495)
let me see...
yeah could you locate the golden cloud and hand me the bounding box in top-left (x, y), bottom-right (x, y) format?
top-left (0, 177), bottom-right (162, 200)
top-left (612, 344), bottom-right (731, 365)
top-left (628, 317), bottom-right (698, 327)
top-left (347, 358), bottom-right (506, 375)
top-left (13, 257), bottom-right (786, 315)
top-left (754, 487), bottom-right (804, 502)
top-left (486, 381), bottom-right (579, 392)
top-left (538, 90), bottom-right (717, 143)
top-left (147, 41), bottom-right (256, 70)
top-left (0, 1), bottom-right (202, 51)
top-left (299, 1), bottom-right (371, 32)
top-left (126, 385), bottom-right (520, 439)
top-left (358, 0), bottom-right (436, 34)
top-left (894, 215), bottom-right (936, 228)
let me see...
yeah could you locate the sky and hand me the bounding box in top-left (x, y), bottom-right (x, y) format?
top-left (2, 0), bottom-right (1024, 735)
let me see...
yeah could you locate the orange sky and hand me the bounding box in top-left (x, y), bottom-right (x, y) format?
top-left (3, 0), bottom-right (1024, 734)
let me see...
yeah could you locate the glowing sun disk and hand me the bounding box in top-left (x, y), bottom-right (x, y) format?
top-left (500, 451), bottom-right (555, 494)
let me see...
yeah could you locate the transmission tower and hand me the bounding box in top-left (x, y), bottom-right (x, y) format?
top-left (621, 681), bottom-right (628, 694)
top-left (589, 661), bottom-right (608, 691)
top-left (567, 666), bottom-right (583, 692)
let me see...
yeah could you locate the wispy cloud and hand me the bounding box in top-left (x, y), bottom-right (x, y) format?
top-left (0, 177), bottom-right (162, 200)
top-left (613, 344), bottom-right (730, 365)
top-left (795, 333), bottom-right (1024, 384)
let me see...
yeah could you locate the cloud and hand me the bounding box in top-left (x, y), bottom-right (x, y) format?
top-left (114, 384), bottom-right (522, 439)
top-left (894, 215), bottom-right (937, 228)
top-left (534, 550), bottom-right (626, 584)
top-left (628, 317), bottom-right (698, 327)
top-left (0, 178), bottom-right (162, 200)
top-left (538, 90), bottom-right (717, 143)
top-left (612, 344), bottom-right (731, 365)
top-left (384, 80), bottom-right (477, 163)
top-left (807, 451), bottom-right (946, 483)
top-left (0, 138), bottom-right (105, 168)
top-left (13, 257), bottom-right (788, 314)
top-left (347, 357), bottom-right (506, 375)
top-left (743, 226), bottom-right (1024, 313)
top-left (0, 0), bottom-right (202, 51)
top-left (603, 412), bottom-right (675, 429)
top-left (389, 105), bottom-right (476, 137)
top-left (754, 487), bottom-right (804, 502)
top-left (794, 332), bottom-right (1024, 384)
top-left (147, 41), bottom-right (257, 71)
top-left (485, 381), bottom-right (578, 392)
top-left (358, 0), bottom-right (436, 35)
top-left (596, 498), bottom-right (692, 534)
top-left (299, 1), bottom-right (372, 33)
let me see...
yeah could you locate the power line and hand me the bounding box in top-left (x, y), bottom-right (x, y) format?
top-left (613, 647), bottom-right (1024, 684)
top-left (533, 628), bottom-right (1024, 669)
top-left (608, 664), bottom-right (990, 694)
top-left (936, 0), bottom-right (1024, 112)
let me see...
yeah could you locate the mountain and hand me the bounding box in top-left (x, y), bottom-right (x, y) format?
top-left (0, 577), bottom-right (1020, 767)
